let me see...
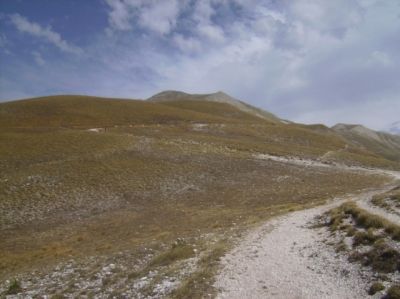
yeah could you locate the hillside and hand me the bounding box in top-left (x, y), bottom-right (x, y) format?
top-left (332, 123), bottom-right (400, 162)
top-left (0, 95), bottom-right (237, 128)
top-left (1, 92), bottom-right (399, 298)
top-left (148, 90), bottom-right (282, 122)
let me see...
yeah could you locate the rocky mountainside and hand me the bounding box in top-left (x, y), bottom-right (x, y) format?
top-left (332, 123), bottom-right (400, 162)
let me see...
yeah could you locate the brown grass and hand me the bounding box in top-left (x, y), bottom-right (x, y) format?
top-left (0, 95), bottom-right (396, 296)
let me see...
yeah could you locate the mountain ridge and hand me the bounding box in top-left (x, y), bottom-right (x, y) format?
top-left (147, 90), bottom-right (282, 123)
top-left (332, 123), bottom-right (400, 162)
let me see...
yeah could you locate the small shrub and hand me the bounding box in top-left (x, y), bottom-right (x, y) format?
top-left (368, 282), bottom-right (384, 295)
top-left (5, 279), bottom-right (22, 295)
top-left (384, 285), bottom-right (400, 299)
top-left (353, 230), bottom-right (379, 246)
top-left (335, 241), bottom-right (348, 252)
top-left (345, 226), bottom-right (356, 237)
top-left (365, 243), bottom-right (400, 273)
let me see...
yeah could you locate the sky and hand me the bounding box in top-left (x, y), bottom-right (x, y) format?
top-left (0, 0), bottom-right (399, 130)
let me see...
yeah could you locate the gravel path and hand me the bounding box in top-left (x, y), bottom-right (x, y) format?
top-left (214, 189), bottom-right (393, 299)
top-left (215, 156), bottom-right (400, 298)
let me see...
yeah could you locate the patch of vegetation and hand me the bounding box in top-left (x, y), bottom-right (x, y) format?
top-left (5, 279), bottom-right (22, 295)
top-left (349, 240), bottom-right (400, 273)
top-left (353, 229), bottom-right (380, 247)
top-left (324, 201), bottom-right (400, 298)
top-left (368, 281), bottom-right (385, 295)
top-left (170, 240), bottom-right (229, 299)
top-left (329, 202), bottom-right (400, 241)
top-left (371, 188), bottom-right (400, 214)
top-left (1, 94), bottom-right (396, 296)
top-left (384, 285), bottom-right (400, 299)
top-left (149, 241), bottom-right (194, 268)
top-left (335, 240), bottom-right (348, 252)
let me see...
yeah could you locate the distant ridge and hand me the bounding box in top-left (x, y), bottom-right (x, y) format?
top-left (386, 121), bottom-right (400, 136)
top-left (332, 123), bottom-right (400, 162)
top-left (147, 90), bottom-right (282, 122)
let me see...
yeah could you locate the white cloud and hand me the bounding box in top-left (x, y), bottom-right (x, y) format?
top-left (105, 0), bottom-right (132, 30)
top-left (289, 0), bottom-right (363, 37)
top-left (105, 0), bottom-right (181, 35)
top-left (197, 23), bottom-right (225, 43)
top-left (367, 51), bottom-right (392, 67)
top-left (137, 0), bottom-right (180, 35)
top-left (173, 34), bottom-right (202, 53)
top-left (9, 14), bottom-right (82, 55)
top-left (32, 51), bottom-right (45, 66)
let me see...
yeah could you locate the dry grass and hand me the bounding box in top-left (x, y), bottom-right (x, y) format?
top-left (371, 187), bottom-right (400, 213)
top-left (3, 279), bottom-right (22, 295)
top-left (170, 240), bottom-right (230, 299)
top-left (0, 95), bottom-right (396, 296)
top-left (368, 282), bottom-right (385, 295)
top-left (384, 285), bottom-right (400, 299)
top-left (324, 201), bottom-right (400, 297)
top-left (149, 242), bottom-right (195, 268)
top-left (328, 202), bottom-right (400, 240)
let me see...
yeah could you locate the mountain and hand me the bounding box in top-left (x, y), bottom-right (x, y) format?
top-left (1, 92), bottom-right (399, 298)
top-left (332, 123), bottom-right (400, 162)
top-left (147, 90), bottom-right (282, 123)
top-left (0, 94), bottom-right (262, 128)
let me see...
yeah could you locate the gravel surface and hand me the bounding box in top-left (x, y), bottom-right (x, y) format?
top-left (215, 158), bottom-right (400, 299)
top-left (214, 185), bottom-right (400, 298)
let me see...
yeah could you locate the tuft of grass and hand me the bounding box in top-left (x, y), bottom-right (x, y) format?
top-left (368, 282), bottom-right (385, 295)
top-left (349, 241), bottom-right (400, 273)
top-left (384, 285), bottom-right (400, 299)
top-left (335, 240), bottom-right (348, 252)
top-left (338, 202), bottom-right (400, 241)
top-left (353, 229), bottom-right (380, 247)
top-left (148, 241), bottom-right (194, 268)
top-left (170, 240), bottom-right (229, 299)
top-left (5, 278), bottom-right (22, 295)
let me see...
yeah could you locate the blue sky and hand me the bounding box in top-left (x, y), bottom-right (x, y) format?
top-left (0, 0), bottom-right (399, 130)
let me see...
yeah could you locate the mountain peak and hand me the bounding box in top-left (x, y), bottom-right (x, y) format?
top-left (147, 90), bottom-right (281, 122)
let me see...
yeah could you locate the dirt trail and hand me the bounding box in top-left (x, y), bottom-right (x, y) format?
top-left (214, 191), bottom-right (382, 299)
top-left (215, 156), bottom-right (400, 299)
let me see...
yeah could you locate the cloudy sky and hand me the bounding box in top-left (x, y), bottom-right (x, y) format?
top-left (0, 0), bottom-right (399, 130)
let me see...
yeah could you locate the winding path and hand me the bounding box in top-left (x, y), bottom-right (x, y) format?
top-left (215, 156), bottom-right (400, 299)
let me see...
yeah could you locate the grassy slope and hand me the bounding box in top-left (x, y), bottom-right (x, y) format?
top-left (333, 125), bottom-right (400, 162)
top-left (0, 95), bottom-right (398, 297)
top-left (147, 90), bottom-right (282, 122)
top-left (0, 95), bottom-right (242, 128)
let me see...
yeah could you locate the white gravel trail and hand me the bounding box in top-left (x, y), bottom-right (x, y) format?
top-left (214, 190), bottom-right (390, 299)
top-left (215, 155), bottom-right (400, 298)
